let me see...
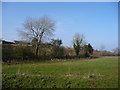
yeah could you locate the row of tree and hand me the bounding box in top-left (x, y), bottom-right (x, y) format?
top-left (2, 16), bottom-right (94, 62)
top-left (19, 16), bottom-right (93, 57)
top-left (2, 39), bottom-right (93, 62)
top-left (2, 39), bottom-right (66, 61)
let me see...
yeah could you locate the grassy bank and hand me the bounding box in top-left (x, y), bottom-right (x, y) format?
top-left (2, 56), bottom-right (118, 88)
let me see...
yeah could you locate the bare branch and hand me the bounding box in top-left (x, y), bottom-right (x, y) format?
top-left (18, 16), bottom-right (56, 56)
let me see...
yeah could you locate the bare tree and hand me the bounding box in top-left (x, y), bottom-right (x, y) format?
top-left (113, 48), bottom-right (120, 54)
top-left (99, 45), bottom-right (106, 56)
top-left (100, 45), bottom-right (105, 51)
top-left (19, 16), bottom-right (55, 56)
top-left (72, 33), bottom-right (86, 56)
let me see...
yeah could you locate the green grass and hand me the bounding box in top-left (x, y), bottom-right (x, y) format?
top-left (2, 56), bottom-right (118, 88)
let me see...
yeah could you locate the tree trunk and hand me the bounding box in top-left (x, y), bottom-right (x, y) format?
top-left (35, 32), bottom-right (44, 57)
top-left (35, 43), bottom-right (39, 57)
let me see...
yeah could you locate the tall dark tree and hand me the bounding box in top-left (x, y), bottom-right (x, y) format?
top-left (88, 43), bottom-right (94, 54)
top-left (51, 39), bottom-right (65, 58)
top-left (51, 39), bottom-right (62, 46)
top-left (83, 43), bottom-right (93, 57)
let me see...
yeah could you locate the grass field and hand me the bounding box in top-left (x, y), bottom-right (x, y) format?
top-left (2, 56), bottom-right (118, 88)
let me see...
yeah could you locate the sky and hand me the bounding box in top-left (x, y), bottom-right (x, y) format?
top-left (2, 2), bottom-right (118, 51)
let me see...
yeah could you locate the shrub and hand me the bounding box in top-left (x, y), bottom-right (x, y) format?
top-left (2, 45), bottom-right (36, 62)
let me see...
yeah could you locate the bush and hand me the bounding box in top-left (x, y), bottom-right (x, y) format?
top-left (51, 46), bottom-right (66, 58)
top-left (2, 45), bottom-right (36, 62)
top-left (2, 45), bottom-right (14, 61)
top-left (13, 46), bottom-right (36, 60)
